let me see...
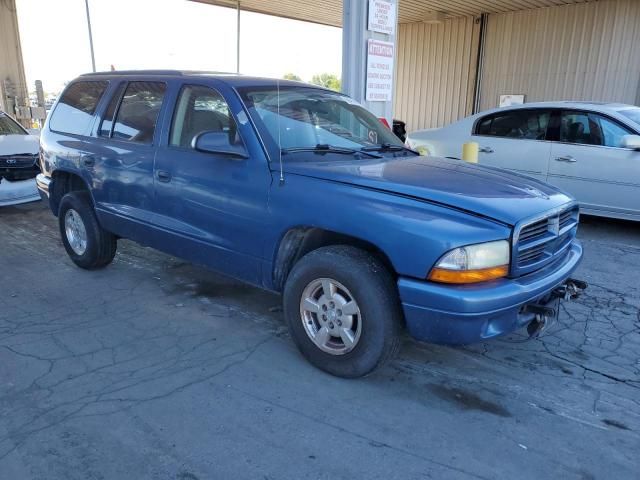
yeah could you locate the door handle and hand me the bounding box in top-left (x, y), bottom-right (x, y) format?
top-left (157, 170), bottom-right (172, 182)
top-left (555, 156), bottom-right (577, 163)
top-left (82, 155), bottom-right (96, 167)
top-left (479, 146), bottom-right (494, 153)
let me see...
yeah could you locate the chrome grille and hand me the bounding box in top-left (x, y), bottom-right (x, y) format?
top-left (513, 206), bottom-right (579, 276)
top-left (0, 154), bottom-right (38, 168)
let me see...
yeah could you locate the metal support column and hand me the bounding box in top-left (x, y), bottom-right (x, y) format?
top-left (341, 0), bottom-right (397, 124)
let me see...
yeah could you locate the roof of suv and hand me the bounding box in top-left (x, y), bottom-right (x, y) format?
top-left (79, 69), bottom-right (316, 89)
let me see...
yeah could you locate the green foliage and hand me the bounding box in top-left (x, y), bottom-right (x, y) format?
top-left (282, 73), bottom-right (302, 81)
top-left (310, 73), bottom-right (341, 92)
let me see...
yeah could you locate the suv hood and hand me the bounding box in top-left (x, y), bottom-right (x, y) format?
top-left (283, 156), bottom-right (573, 226)
top-left (0, 134), bottom-right (39, 156)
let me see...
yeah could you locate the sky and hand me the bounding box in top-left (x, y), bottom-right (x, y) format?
top-left (15, 0), bottom-right (342, 95)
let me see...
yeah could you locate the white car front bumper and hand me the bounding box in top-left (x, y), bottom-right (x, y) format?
top-left (0, 178), bottom-right (40, 207)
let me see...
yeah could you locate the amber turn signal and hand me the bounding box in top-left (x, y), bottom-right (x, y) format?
top-left (428, 265), bottom-right (509, 284)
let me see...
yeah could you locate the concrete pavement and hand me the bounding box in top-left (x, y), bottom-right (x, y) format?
top-left (1, 201), bottom-right (638, 479)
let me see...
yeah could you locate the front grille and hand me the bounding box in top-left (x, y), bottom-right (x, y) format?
top-left (513, 206), bottom-right (579, 276)
top-left (0, 154), bottom-right (38, 168)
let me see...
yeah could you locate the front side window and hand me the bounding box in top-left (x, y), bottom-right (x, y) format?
top-left (560, 112), bottom-right (595, 145)
top-left (560, 111), bottom-right (632, 147)
top-left (238, 86), bottom-right (401, 153)
top-left (49, 81), bottom-right (109, 135)
top-left (597, 115), bottom-right (633, 148)
top-left (0, 114), bottom-right (27, 135)
top-left (112, 82), bottom-right (166, 143)
top-left (170, 85), bottom-right (239, 148)
top-left (476, 109), bottom-right (550, 140)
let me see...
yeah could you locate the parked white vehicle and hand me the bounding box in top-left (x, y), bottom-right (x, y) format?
top-left (0, 111), bottom-right (40, 207)
top-left (406, 102), bottom-right (640, 221)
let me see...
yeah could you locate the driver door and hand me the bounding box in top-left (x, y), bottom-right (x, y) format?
top-left (153, 83), bottom-right (271, 285)
top-left (547, 110), bottom-right (640, 218)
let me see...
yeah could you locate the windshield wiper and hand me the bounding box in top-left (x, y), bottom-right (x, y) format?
top-left (282, 144), bottom-right (382, 159)
top-left (361, 143), bottom-right (418, 155)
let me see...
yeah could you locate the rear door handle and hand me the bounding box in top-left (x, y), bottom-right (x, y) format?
top-left (555, 155), bottom-right (577, 163)
top-left (479, 146), bottom-right (494, 153)
top-left (157, 170), bottom-right (172, 182)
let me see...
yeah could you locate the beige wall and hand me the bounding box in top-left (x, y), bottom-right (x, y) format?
top-left (478, 0), bottom-right (640, 110)
top-left (395, 0), bottom-right (640, 132)
top-left (394, 16), bottom-right (480, 132)
top-left (0, 0), bottom-right (28, 116)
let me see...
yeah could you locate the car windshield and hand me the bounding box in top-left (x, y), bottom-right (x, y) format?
top-left (0, 114), bottom-right (27, 135)
top-left (238, 86), bottom-right (402, 156)
top-left (618, 107), bottom-right (640, 128)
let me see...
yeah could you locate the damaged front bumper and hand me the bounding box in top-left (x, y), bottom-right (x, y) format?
top-left (398, 241), bottom-right (584, 345)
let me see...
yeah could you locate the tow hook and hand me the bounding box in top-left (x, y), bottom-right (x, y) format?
top-left (526, 279), bottom-right (588, 338)
top-left (524, 304), bottom-right (556, 338)
top-left (552, 278), bottom-right (588, 301)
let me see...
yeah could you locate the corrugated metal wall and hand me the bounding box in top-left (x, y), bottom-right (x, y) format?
top-left (0, 0), bottom-right (28, 113)
top-left (479, 0), bottom-right (640, 110)
top-left (394, 16), bottom-right (480, 132)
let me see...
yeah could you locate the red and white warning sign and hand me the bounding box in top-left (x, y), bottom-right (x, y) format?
top-left (366, 39), bottom-right (394, 102)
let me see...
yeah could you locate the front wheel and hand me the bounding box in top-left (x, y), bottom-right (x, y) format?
top-left (58, 191), bottom-right (117, 269)
top-left (283, 246), bottom-right (402, 378)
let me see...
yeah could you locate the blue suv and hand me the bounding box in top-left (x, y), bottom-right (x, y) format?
top-left (37, 71), bottom-right (585, 377)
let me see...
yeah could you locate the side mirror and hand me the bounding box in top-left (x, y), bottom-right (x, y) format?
top-left (191, 131), bottom-right (248, 159)
top-left (621, 134), bottom-right (640, 150)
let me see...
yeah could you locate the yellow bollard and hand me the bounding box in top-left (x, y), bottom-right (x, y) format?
top-left (462, 142), bottom-right (479, 163)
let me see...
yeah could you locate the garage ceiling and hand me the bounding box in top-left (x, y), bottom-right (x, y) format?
top-left (191, 0), bottom-right (596, 27)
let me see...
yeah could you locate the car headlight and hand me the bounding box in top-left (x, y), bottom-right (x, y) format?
top-left (405, 138), bottom-right (430, 156)
top-left (428, 240), bottom-right (510, 284)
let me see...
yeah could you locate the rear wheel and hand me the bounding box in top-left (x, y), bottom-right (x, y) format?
top-left (283, 246), bottom-right (401, 378)
top-left (58, 191), bottom-right (117, 269)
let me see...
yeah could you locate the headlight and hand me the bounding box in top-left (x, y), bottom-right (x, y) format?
top-left (428, 240), bottom-right (510, 284)
top-left (415, 145), bottom-right (430, 156)
top-left (405, 139), bottom-right (430, 156)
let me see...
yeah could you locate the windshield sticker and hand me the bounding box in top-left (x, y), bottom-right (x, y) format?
top-left (236, 110), bottom-right (249, 125)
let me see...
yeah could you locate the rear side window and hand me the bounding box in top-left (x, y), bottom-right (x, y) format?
top-left (112, 82), bottom-right (166, 143)
top-left (476, 109), bottom-right (550, 140)
top-left (49, 81), bottom-right (108, 135)
top-left (99, 83), bottom-right (126, 137)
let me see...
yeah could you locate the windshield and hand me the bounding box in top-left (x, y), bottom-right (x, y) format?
top-left (0, 114), bottom-right (27, 135)
top-left (618, 107), bottom-right (640, 128)
top-left (238, 86), bottom-right (402, 156)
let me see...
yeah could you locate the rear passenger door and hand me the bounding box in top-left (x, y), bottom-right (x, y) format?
top-left (470, 108), bottom-right (553, 181)
top-left (153, 83), bottom-right (271, 285)
top-left (87, 80), bottom-right (167, 238)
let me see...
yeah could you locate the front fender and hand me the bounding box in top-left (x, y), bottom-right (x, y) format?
top-left (265, 174), bottom-right (511, 284)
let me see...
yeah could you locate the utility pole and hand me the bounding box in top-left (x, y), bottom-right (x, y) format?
top-left (84, 0), bottom-right (96, 72)
top-left (236, 0), bottom-right (241, 73)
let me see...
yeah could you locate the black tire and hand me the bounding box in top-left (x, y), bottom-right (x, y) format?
top-left (58, 191), bottom-right (117, 269)
top-left (283, 245), bottom-right (402, 378)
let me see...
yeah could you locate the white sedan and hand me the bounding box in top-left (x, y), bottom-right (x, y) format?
top-left (0, 111), bottom-right (40, 207)
top-left (406, 102), bottom-right (640, 221)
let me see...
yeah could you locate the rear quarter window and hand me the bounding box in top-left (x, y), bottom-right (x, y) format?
top-left (49, 81), bottom-right (109, 135)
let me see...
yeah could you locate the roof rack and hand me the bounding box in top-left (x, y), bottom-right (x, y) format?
top-left (80, 69), bottom-right (239, 77)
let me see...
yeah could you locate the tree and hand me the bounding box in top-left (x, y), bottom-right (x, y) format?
top-left (283, 73), bottom-right (302, 81)
top-left (310, 73), bottom-right (341, 92)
